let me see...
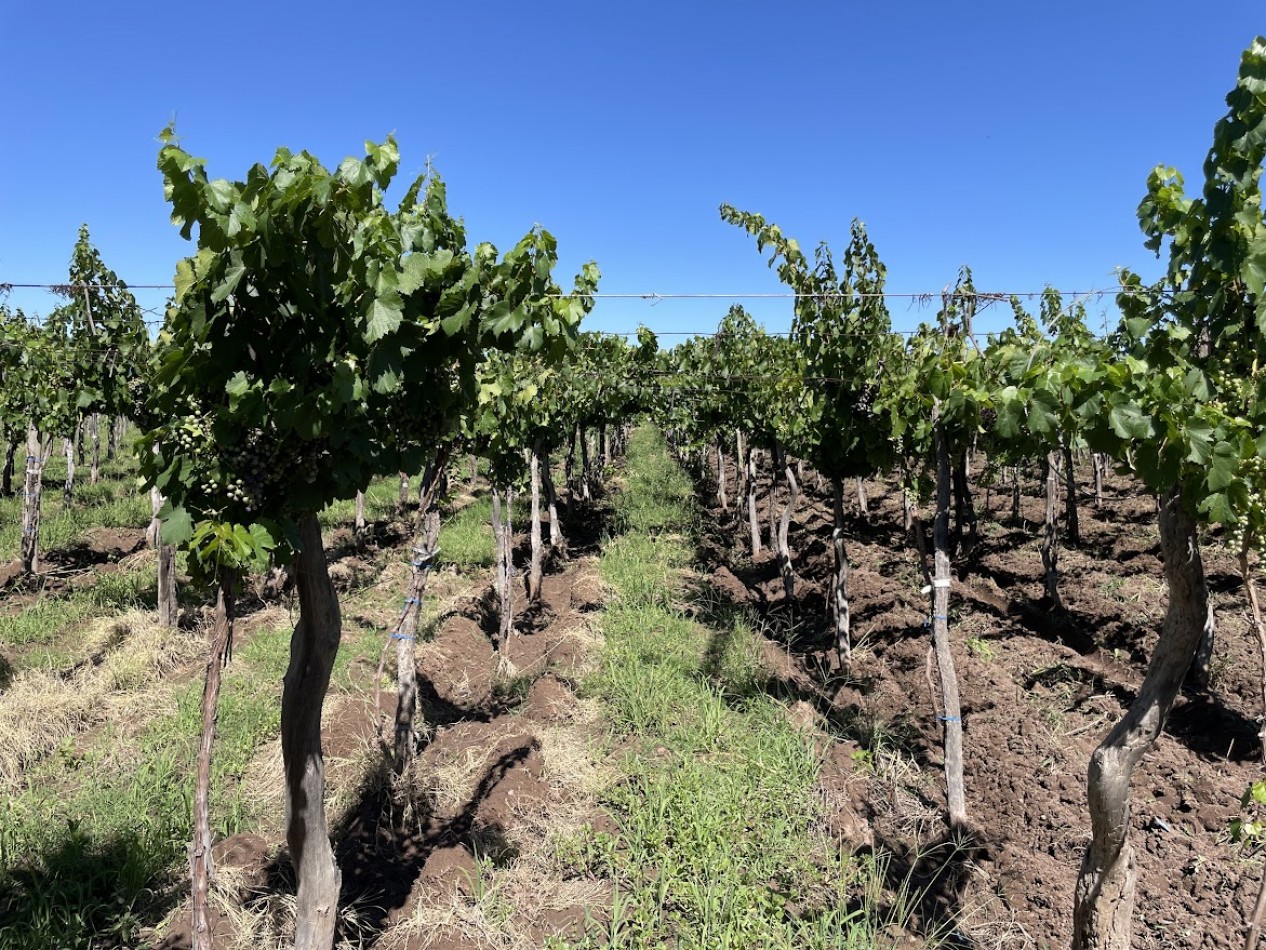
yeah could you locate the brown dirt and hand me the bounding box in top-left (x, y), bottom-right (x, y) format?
top-left (521, 673), bottom-right (573, 723)
top-left (0, 559), bottom-right (23, 589)
top-left (346, 550), bottom-right (606, 947)
top-left (82, 526), bottom-right (148, 559)
top-left (153, 514), bottom-right (610, 949)
top-left (698, 451), bottom-right (1263, 949)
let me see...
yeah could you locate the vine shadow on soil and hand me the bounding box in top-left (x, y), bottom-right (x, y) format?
top-left (251, 740), bottom-right (533, 944)
top-left (311, 481), bottom-right (617, 941)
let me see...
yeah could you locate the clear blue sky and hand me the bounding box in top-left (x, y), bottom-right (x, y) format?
top-left (1, 2), bottom-right (1261, 337)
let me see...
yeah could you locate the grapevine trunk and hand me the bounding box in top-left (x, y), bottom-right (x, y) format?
top-left (830, 476), bottom-right (852, 666)
top-left (1072, 486), bottom-right (1209, 950)
top-left (282, 513), bottom-right (343, 950)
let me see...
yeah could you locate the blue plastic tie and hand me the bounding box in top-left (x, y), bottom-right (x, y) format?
top-left (938, 715), bottom-right (961, 722)
top-left (391, 633), bottom-right (416, 641)
top-left (404, 597), bottom-right (421, 605)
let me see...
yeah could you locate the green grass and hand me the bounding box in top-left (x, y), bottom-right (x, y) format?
top-left (0, 621), bottom-right (294, 950)
top-left (564, 427), bottom-right (936, 950)
top-left (0, 490), bottom-right (151, 566)
top-left (318, 472), bottom-right (412, 529)
top-left (0, 567), bottom-right (158, 671)
top-left (438, 495), bottom-right (494, 569)
top-left (0, 439), bottom-right (149, 563)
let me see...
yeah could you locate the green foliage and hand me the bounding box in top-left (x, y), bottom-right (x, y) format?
top-left (142, 129), bottom-right (594, 567)
top-left (658, 304), bottom-right (806, 457)
top-left (558, 328), bottom-right (657, 442)
top-left (1079, 37), bottom-right (1266, 544)
top-left (184, 520), bottom-right (275, 583)
top-left (467, 267), bottom-right (601, 488)
top-left (720, 207), bottom-right (896, 478)
top-left (0, 307), bottom-right (78, 439)
top-left (48, 225), bottom-right (149, 423)
top-left (874, 270), bottom-right (990, 502)
top-left (1231, 777), bottom-right (1266, 844)
top-left (984, 289), bottom-right (1106, 466)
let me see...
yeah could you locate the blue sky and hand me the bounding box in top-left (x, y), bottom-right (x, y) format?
top-left (1, 2), bottom-right (1262, 337)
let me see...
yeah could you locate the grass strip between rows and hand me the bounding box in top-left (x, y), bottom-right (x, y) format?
top-left (573, 427), bottom-right (913, 950)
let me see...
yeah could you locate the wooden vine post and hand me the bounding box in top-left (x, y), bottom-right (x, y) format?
top-left (931, 399), bottom-right (967, 830)
top-left (20, 423), bottom-right (43, 574)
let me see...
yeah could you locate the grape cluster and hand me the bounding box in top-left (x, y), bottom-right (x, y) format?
top-left (980, 407), bottom-right (998, 432)
top-left (1208, 355), bottom-right (1260, 414)
top-left (220, 426), bottom-right (283, 512)
top-left (172, 401), bottom-right (209, 454)
top-left (128, 376), bottom-right (155, 429)
top-left (1224, 452), bottom-right (1266, 556)
top-left (855, 383), bottom-right (877, 415)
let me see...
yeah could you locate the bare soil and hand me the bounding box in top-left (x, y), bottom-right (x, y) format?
top-left (698, 453), bottom-right (1263, 949)
top-left (155, 503), bottom-right (609, 950)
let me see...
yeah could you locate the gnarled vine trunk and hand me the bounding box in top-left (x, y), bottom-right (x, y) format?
top-left (772, 442), bottom-right (799, 601)
top-left (1, 440), bottom-right (15, 497)
top-left (1073, 486), bottom-right (1209, 950)
top-left (62, 437), bottom-right (75, 503)
top-left (855, 478), bottom-right (869, 519)
top-left (378, 447), bottom-right (449, 772)
top-left (579, 425), bottom-right (592, 502)
top-left (767, 449), bottom-right (779, 548)
top-left (950, 449), bottom-right (976, 558)
top-left (716, 436), bottom-right (728, 511)
top-left (1063, 441), bottom-right (1081, 546)
top-left (1042, 451), bottom-right (1063, 610)
top-left (353, 490), bottom-right (366, 538)
top-left (90, 413), bottom-right (100, 485)
top-left (542, 448), bottom-right (563, 552)
top-left (565, 425), bottom-right (578, 513)
top-left (491, 488), bottom-right (515, 651)
top-left (150, 487), bottom-right (178, 627)
top-left (282, 514), bottom-right (343, 950)
top-left (1187, 601), bottom-right (1216, 692)
top-left (528, 442), bottom-right (544, 603)
top-left (831, 476), bottom-right (852, 666)
top-left (746, 443), bottom-right (761, 555)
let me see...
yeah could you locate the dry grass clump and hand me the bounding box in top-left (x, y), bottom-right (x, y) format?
top-left (0, 610), bottom-right (201, 788)
top-left (384, 692), bottom-right (613, 949)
